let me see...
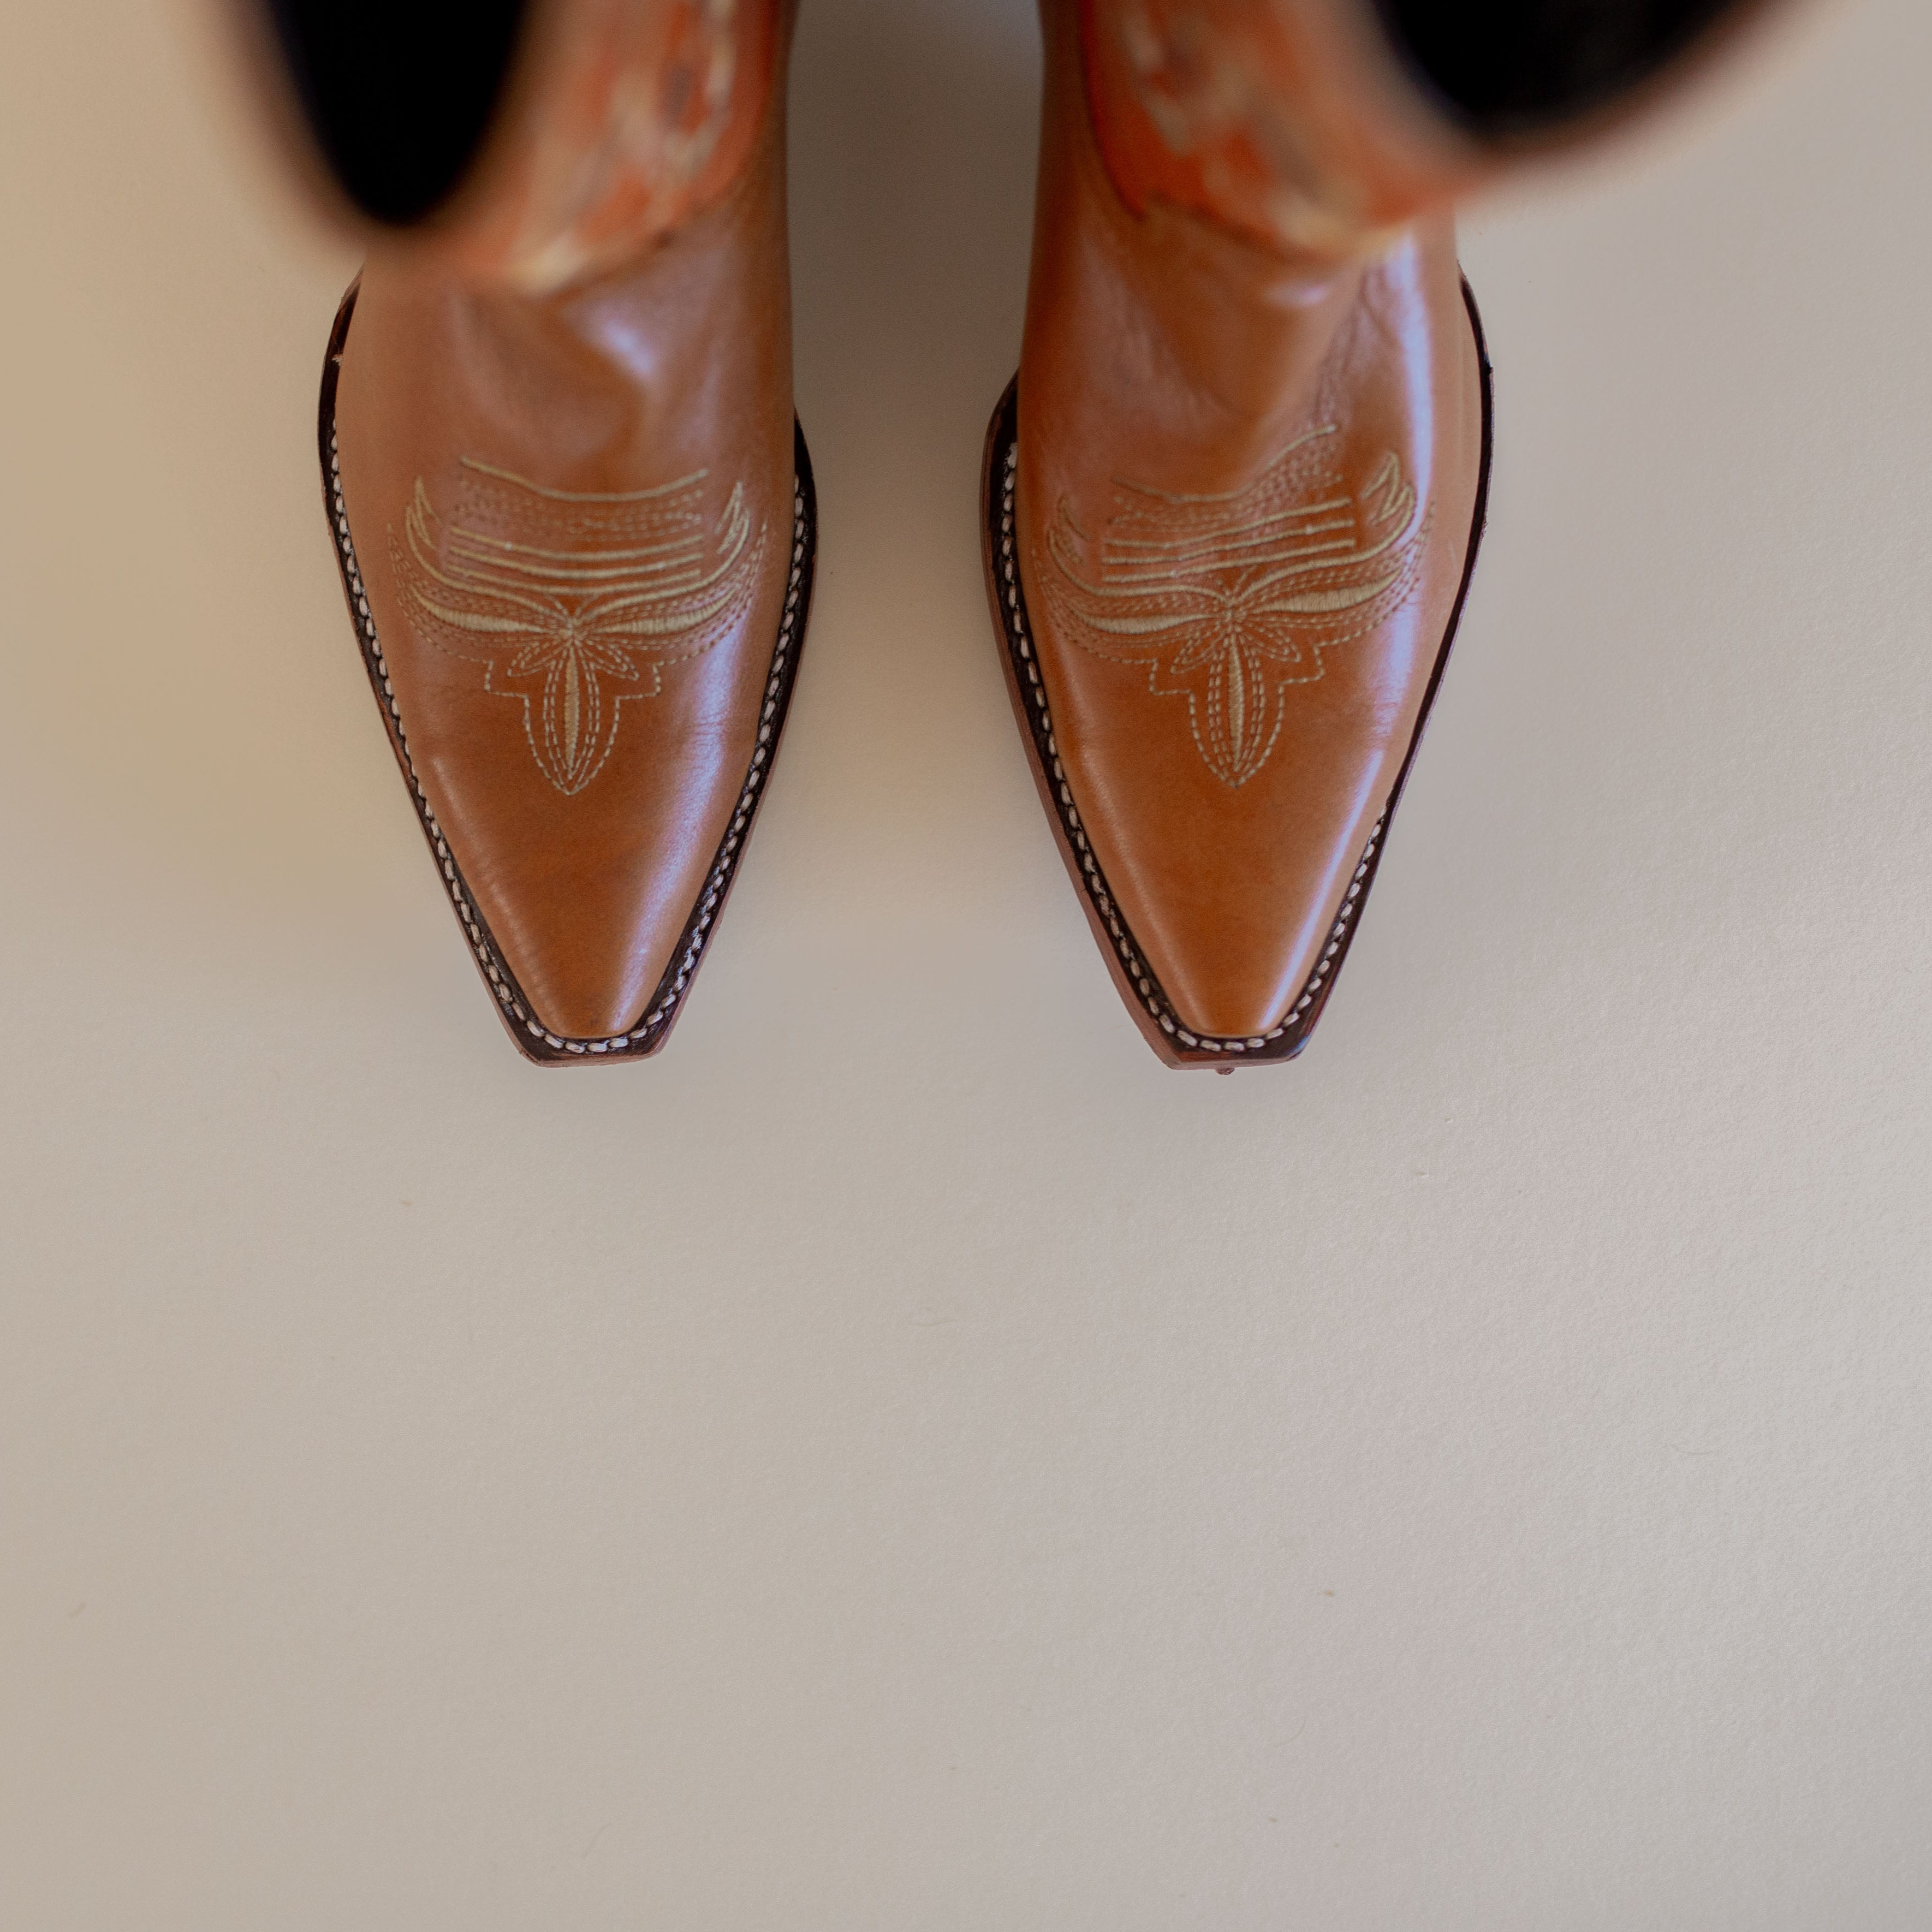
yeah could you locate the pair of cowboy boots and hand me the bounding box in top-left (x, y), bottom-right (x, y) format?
top-left (242, 0), bottom-right (1780, 1066)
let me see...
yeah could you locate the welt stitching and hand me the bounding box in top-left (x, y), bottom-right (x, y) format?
top-left (328, 426), bottom-right (807, 1058)
top-left (995, 431), bottom-right (1375, 1061)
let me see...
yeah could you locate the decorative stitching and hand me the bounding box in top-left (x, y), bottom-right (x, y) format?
top-left (984, 275), bottom-right (1491, 1067)
top-left (995, 431), bottom-right (1374, 1059)
top-left (320, 291), bottom-right (815, 1064)
top-left (391, 459), bottom-right (766, 796)
top-left (1041, 435), bottom-right (1428, 787)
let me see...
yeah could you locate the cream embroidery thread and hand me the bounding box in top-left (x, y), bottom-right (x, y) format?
top-left (392, 458), bottom-right (764, 796)
top-left (334, 426), bottom-right (809, 1056)
top-left (1043, 427), bottom-right (1426, 787)
top-left (997, 436), bottom-right (1379, 1059)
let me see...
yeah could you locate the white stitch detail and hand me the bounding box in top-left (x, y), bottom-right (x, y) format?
top-left (992, 415), bottom-right (1383, 1065)
top-left (328, 429), bottom-right (807, 1057)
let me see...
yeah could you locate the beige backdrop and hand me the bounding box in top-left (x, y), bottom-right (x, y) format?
top-left (3, 1), bottom-right (1929, 1925)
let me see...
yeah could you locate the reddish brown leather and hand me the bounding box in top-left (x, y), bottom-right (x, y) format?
top-left (238, 0), bottom-right (783, 290)
top-left (1071, 0), bottom-right (1496, 257)
top-left (1065, 0), bottom-right (1789, 262)
top-left (438, 0), bottom-right (784, 292)
top-left (1012, 0), bottom-right (1486, 1050)
top-left (331, 3), bottom-right (796, 1046)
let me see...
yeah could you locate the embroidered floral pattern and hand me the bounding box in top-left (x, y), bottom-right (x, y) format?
top-left (393, 457), bottom-right (763, 795)
top-left (1043, 427), bottom-right (1426, 787)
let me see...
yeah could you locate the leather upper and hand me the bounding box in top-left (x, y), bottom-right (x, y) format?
top-left (332, 5), bottom-right (795, 1044)
top-left (1014, 0), bottom-right (1486, 1044)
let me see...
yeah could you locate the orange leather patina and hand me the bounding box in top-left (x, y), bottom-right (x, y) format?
top-left (995, 0), bottom-right (1490, 1066)
top-left (324, 0), bottom-right (808, 1060)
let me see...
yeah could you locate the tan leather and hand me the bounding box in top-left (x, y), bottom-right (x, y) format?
top-left (1011, 0), bottom-right (1485, 1053)
top-left (329, 0), bottom-right (799, 1049)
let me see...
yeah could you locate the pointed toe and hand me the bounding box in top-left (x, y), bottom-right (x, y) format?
top-left (321, 267), bottom-right (813, 1063)
top-left (982, 257), bottom-right (1490, 1068)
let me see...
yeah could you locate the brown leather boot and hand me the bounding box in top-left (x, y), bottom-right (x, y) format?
top-left (248, 0), bottom-right (812, 1061)
top-left (985, 0), bottom-right (1778, 1068)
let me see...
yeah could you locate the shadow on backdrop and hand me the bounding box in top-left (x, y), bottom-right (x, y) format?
top-left (780, 0), bottom-right (1045, 867)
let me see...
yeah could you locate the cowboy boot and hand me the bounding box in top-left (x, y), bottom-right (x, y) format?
top-left (243, 0), bottom-right (813, 1061)
top-left (984, 0), bottom-right (1781, 1068)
